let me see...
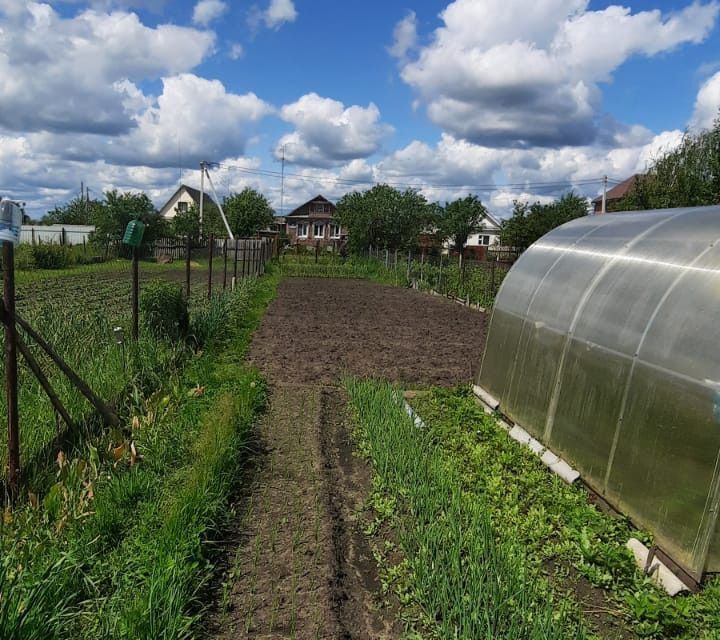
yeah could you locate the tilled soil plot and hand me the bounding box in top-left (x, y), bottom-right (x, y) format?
top-left (210, 279), bottom-right (485, 639)
top-left (248, 278), bottom-right (487, 386)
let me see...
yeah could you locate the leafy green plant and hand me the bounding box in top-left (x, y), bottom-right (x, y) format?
top-left (31, 243), bottom-right (75, 269)
top-left (140, 280), bottom-right (189, 341)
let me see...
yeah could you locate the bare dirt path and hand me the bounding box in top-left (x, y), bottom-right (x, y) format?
top-left (209, 279), bottom-right (486, 638)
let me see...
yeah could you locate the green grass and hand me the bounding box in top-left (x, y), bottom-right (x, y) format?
top-left (346, 379), bottom-right (587, 639)
top-left (407, 386), bottom-right (720, 639)
top-left (0, 269), bottom-right (280, 638)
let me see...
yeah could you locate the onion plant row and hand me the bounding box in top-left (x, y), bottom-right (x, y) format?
top-left (346, 379), bottom-right (586, 639)
top-left (409, 387), bottom-right (720, 639)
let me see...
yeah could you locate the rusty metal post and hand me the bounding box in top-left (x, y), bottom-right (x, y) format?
top-left (185, 235), bottom-right (191, 299)
top-left (233, 238), bottom-right (239, 284)
top-left (3, 242), bottom-right (19, 500)
top-left (132, 246), bottom-right (139, 341)
top-left (207, 233), bottom-right (214, 300)
top-left (223, 238), bottom-right (228, 290)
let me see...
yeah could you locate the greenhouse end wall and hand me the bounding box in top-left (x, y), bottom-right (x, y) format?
top-left (478, 206), bottom-right (720, 581)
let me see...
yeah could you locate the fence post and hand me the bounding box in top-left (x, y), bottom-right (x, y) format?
top-left (132, 246), bottom-right (139, 341)
top-left (207, 233), bottom-right (214, 300)
top-left (490, 257), bottom-right (497, 297)
top-left (31, 228), bottom-right (35, 246)
top-left (3, 241), bottom-right (19, 501)
top-left (385, 249), bottom-right (389, 268)
top-left (407, 251), bottom-right (411, 282)
top-left (315, 240), bottom-right (319, 264)
top-left (233, 238), bottom-right (239, 288)
top-left (185, 236), bottom-right (191, 299)
top-left (61, 227), bottom-right (66, 246)
top-left (223, 238), bottom-right (228, 290)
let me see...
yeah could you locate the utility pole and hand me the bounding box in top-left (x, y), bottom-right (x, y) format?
top-left (601, 175), bottom-right (608, 214)
top-left (280, 144), bottom-right (286, 217)
top-left (199, 161), bottom-right (206, 238)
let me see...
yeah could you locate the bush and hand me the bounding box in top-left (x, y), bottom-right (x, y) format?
top-left (31, 243), bottom-right (76, 269)
top-left (139, 280), bottom-right (189, 341)
top-left (14, 244), bottom-right (37, 270)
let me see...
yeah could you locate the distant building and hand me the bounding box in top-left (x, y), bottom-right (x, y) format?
top-left (159, 184), bottom-right (217, 220)
top-left (285, 195), bottom-right (345, 248)
top-left (445, 211), bottom-right (503, 260)
top-left (592, 175), bottom-right (643, 213)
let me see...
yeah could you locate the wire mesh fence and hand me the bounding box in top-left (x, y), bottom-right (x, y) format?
top-left (278, 244), bottom-right (513, 309)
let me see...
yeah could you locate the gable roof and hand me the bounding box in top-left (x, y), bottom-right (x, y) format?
top-left (592, 174), bottom-right (643, 205)
top-left (160, 184), bottom-right (217, 216)
top-left (287, 194), bottom-right (336, 217)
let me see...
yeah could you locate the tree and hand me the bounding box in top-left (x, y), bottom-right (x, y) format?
top-left (172, 202), bottom-right (225, 241)
top-left (92, 190), bottom-right (168, 246)
top-left (614, 116), bottom-right (720, 211)
top-left (439, 195), bottom-right (488, 253)
top-left (222, 188), bottom-right (274, 237)
top-left (336, 184), bottom-right (436, 253)
top-left (499, 192), bottom-right (588, 252)
top-left (43, 196), bottom-right (104, 225)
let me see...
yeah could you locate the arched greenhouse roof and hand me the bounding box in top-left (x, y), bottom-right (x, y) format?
top-left (479, 205), bottom-right (720, 580)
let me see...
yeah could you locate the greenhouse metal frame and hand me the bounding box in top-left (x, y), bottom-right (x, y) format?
top-left (479, 206), bottom-right (720, 581)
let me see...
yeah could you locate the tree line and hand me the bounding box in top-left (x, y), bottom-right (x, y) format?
top-left (42, 187), bottom-right (274, 245)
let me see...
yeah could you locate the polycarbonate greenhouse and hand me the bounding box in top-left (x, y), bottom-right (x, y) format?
top-left (479, 206), bottom-right (720, 581)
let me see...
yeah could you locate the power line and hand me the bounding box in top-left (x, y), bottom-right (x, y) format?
top-left (207, 161), bottom-right (618, 193)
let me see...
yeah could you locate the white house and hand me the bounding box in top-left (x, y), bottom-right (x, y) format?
top-left (465, 211), bottom-right (502, 248)
top-left (159, 184), bottom-right (217, 220)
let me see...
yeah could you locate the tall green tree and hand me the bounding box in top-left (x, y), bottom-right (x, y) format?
top-left (43, 196), bottom-right (104, 225)
top-left (336, 184), bottom-right (436, 253)
top-left (172, 202), bottom-right (225, 241)
top-left (614, 116), bottom-right (720, 211)
top-left (440, 195), bottom-right (488, 253)
top-left (92, 190), bottom-right (168, 245)
top-left (499, 192), bottom-right (588, 252)
top-left (222, 188), bottom-right (274, 237)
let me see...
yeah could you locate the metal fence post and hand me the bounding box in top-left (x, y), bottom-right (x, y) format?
top-left (3, 241), bottom-right (19, 501)
top-left (207, 233), bottom-right (214, 300)
top-left (132, 246), bottom-right (139, 341)
top-left (223, 238), bottom-right (228, 290)
top-left (233, 238), bottom-right (239, 288)
top-left (185, 236), bottom-right (191, 300)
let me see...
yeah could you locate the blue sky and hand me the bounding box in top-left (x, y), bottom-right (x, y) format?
top-left (1, 0), bottom-right (719, 217)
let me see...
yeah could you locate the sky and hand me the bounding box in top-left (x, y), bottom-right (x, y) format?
top-left (1, 0), bottom-right (719, 219)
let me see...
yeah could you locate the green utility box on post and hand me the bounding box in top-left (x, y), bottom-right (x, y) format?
top-left (122, 219), bottom-right (145, 247)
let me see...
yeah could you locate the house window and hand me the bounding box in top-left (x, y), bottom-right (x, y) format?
top-left (297, 222), bottom-right (309, 238)
top-left (330, 224), bottom-right (341, 239)
top-left (313, 203), bottom-right (328, 214)
top-left (480, 235), bottom-right (491, 246)
top-left (177, 201), bottom-right (189, 213)
top-left (313, 223), bottom-right (325, 238)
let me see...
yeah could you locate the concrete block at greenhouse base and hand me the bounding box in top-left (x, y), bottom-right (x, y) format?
top-left (541, 450), bottom-right (560, 467)
top-left (527, 438), bottom-right (545, 455)
top-left (472, 385), bottom-right (500, 411)
top-left (548, 459), bottom-right (580, 485)
top-left (626, 539), bottom-right (689, 597)
top-left (509, 425), bottom-right (532, 445)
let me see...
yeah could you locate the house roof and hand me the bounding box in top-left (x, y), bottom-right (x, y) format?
top-left (592, 174), bottom-right (643, 205)
top-left (286, 194), bottom-right (336, 217)
top-left (160, 184), bottom-right (216, 215)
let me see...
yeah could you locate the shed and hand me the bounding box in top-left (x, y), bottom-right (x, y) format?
top-left (478, 206), bottom-right (720, 581)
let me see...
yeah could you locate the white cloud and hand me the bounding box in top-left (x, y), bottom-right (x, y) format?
top-left (0, 3), bottom-right (215, 134)
top-left (192, 0), bottom-right (227, 26)
top-left (400, 0), bottom-right (719, 147)
top-left (388, 11), bottom-right (418, 62)
top-left (264, 0), bottom-right (297, 29)
top-left (691, 71), bottom-right (720, 130)
top-left (276, 93), bottom-right (394, 167)
top-left (229, 42), bottom-right (244, 59)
